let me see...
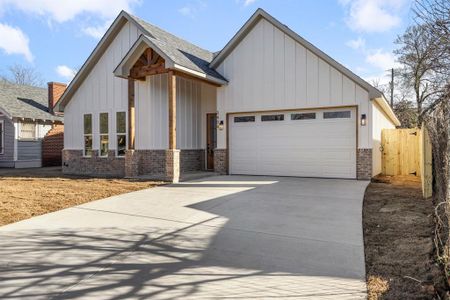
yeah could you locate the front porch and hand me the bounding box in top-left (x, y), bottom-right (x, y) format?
top-left (116, 41), bottom-right (226, 182)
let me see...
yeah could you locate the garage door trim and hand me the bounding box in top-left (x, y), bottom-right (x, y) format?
top-left (225, 105), bottom-right (359, 179)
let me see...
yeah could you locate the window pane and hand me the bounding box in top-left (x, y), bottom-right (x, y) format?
top-left (291, 113), bottom-right (316, 120)
top-left (84, 114), bottom-right (92, 134)
top-left (323, 111), bottom-right (351, 119)
top-left (100, 113), bottom-right (108, 134)
top-left (117, 134), bottom-right (126, 156)
top-left (20, 123), bottom-right (36, 139)
top-left (261, 114), bottom-right (284, 121)
top-left (116, 112), bottom-right (126, 134)
top-left (84, 136), bottom-right (92, 156)
top-left (100, 135), bottom-right (109, 156)
top-left (234, 116), bottom-right (255, 123)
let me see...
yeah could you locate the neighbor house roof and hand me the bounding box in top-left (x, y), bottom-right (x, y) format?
top-left (0, 81), bottom-right (62, 122)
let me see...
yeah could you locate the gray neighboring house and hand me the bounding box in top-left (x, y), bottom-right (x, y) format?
top-left (0, 81), bottom-right (64, 168)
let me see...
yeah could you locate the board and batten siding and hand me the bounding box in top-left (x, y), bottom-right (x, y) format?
top-left (216, 18), bottom-right (371, 149)
top-left (135, 74), bottom-right (216, 150)
top-left (64, 21), bottom-right (142, 150)
top-left (372, 101), bottom-right (396, 176)
top-left (0, 116), bottom-right (15, 163)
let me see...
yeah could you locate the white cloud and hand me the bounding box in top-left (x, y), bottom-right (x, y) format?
top-left (0, 0), bottom-right (140, 23)
top-left (346, 37), bottom-right (365, 50)
top-left (178, 0), bottom-right (206, 18)
top-left (178, 6), bottom-right (194, 17)
top-left (56, 65), bottom-right (76, 81)
top-left (244, 0), bottom-right (258, 6)
top-left (0, 23), bottom-right (32, 61)
top-left (339, 0), bottom-right (406, 32)
top-left (365, 49), bottom-right (399, 70)
top-left (82, 20), bottom-right (111, 39)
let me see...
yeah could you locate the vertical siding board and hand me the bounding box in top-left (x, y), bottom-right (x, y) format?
top-left (295, 43), bottom-right (307, 106)
top-left (318, 59), bottom-right (330, 105)
top-left (306, 50), bottom-right (319, 106)
top-left (263, 19), bottom-right (274, 109)
top-left (284, 34), bottom-right (296, 107)
top-left (273, 26), bottom-right (284, 108)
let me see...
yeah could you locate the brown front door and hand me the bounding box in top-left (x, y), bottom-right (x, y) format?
top-left (206, 113), bottom-right (217, 170)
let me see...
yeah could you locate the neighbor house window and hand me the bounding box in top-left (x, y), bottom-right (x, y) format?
top-left (116, 112), bottom-right (126, 157)
top-left (99, 113), bottom-right (109, 157)
top-left (291, 112), bottom-right (316, 120)
top-left (19, 122), bottom-right (36, 139)
top-left (323, 111), bottom-right (351, 119)
top-left (234, 116), bottom-right (255, 123)
top-left (83, 114), bottom-right (92, 157)
top-left (261, 114), bottom-right (284, 121)
top-left (0, 120), bottom-right (4, 154)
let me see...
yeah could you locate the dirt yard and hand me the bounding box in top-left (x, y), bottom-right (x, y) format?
top-left (363, 175), bottom-right (444, 299)
top-left (0, 167), bottom-right (162, 226)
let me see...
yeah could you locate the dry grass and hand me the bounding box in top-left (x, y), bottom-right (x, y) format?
top-left (364, 175), bottom-right (444, 299)
top-left (0, 167), bottom-right (162, 226)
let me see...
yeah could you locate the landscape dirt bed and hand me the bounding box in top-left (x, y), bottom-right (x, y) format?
top-left (0, 167), bottom-right (162, 226)
top-left (363, 175), bottom-right (443, 299)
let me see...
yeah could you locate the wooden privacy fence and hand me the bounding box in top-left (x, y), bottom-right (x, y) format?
top-left (381, 128), bottom-right (432, 198)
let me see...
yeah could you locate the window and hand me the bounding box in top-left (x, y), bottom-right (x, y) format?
top-left (323, 111), bottom-right (351, 119)
top-left (234, 116), bottom-right (255, 123)
top-left (291, 112), bottom-right (316, 120)
top-left (261, 114), bottom-right (284, 121)
top-left (116, 112), bottom-right (126, 157)
top-left (83, 114), bottom-right (92, 157)
top-left (0, 120), bottom-right (3, 155)
top-left (19, 122), bottom-right (36, 139)
top-left (99, 113), bottom-right (109, 157)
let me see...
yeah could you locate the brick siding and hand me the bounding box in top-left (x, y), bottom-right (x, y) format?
top-left (180, 149), bottom-right (205, 173)
top-left (357, 148), bottom-right (372, 180)
top-left (214, 149), bottom-right (227, 175)
top-left (42, 124), bottom-right (64, 167)
top-left (62, 150), bottom-right (125, 177)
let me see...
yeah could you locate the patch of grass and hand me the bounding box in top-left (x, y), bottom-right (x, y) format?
top-left (0, 167), bottom-right (162, 226)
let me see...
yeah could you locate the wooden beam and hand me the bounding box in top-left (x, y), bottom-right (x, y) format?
top-left (168, 71), bottom-right (176, 149)
top-left (128, 78), bottom-right (135, 150)
top-left (130, 62), bottom-right (167, 79)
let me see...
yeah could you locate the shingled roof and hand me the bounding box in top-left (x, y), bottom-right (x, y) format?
top-left (128, 13), bottom-right (226, 82)
top-left (0, 81), bottom-right (62, 121)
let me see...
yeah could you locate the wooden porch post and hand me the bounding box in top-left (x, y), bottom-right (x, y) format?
top-left (128, 78), bottom-right (135, 150)
top-left (168, 71), bottom-right (176, 149)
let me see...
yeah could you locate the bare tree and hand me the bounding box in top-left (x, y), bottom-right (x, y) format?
top-left (411, 0), bottom-right (450, 292)
top-left (0, 64), bottom-right (44, 87)
top-left (394, 24), bottom-right (445, 125)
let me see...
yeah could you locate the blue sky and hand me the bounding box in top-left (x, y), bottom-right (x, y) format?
top-left (0, 0), bottom-right (413, 87)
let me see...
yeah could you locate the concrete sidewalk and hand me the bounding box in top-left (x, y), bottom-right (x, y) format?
top-left (0, 175), bottom-right (369, 299)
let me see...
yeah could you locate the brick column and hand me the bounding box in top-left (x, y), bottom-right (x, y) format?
top-left (214, 149), bottom-right (228, 175)
top-left (125, 149), bottom-right (139, 178)
top-left (357, 148), bottom-right (372, 180)
top-left (165, 149), bottom-right (180, 183)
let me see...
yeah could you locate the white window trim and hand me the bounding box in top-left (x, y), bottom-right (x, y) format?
top-left (0, 120), bottom-right (4, 155)
top-left (18, 121), bottom-right (37, 141)
top-left (116, 111), bottom-right (127, 157)
top-left (83, 114), bottom-right (93, 158)
top-left (99, 112), bottom-right (109, 158)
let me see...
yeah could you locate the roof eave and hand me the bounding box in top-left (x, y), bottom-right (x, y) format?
top-left (372, 96), bottom-right (401, 127)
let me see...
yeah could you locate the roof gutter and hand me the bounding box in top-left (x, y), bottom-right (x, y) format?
top-left (372, 96), bottom-right (401, 127)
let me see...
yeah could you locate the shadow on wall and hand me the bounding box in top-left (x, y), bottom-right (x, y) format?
top-left (42, 125), bottom-right (64, 167)
top-left (0, 177), bottom-right (367, 299)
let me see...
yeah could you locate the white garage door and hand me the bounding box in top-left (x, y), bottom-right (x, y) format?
top-left (229, 108), bottom-right (357, 179)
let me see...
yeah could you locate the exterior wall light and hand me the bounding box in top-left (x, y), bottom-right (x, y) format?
top-left (218, 120), bottom-right (224, 131)
top-left (361, 114), bottom-right (367, 126)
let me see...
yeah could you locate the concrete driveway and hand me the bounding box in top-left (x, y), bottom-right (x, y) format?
top-left (0, 176), bottom-right (369, 299)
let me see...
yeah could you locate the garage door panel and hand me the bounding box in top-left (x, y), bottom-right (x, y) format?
top-left (229, 108), bottom-right (357, 179)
